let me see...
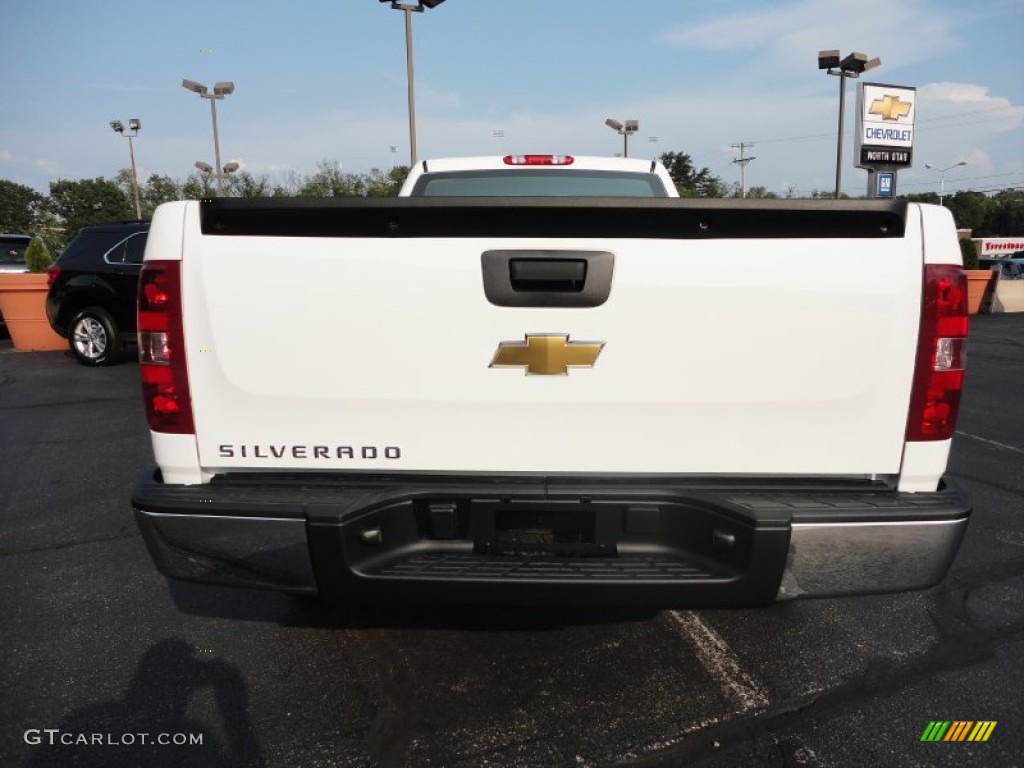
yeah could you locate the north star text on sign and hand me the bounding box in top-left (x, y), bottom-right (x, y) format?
top-left (864, 149), bottom-right (910, 163)
top-left (865, 127), bottom-right (912, 141)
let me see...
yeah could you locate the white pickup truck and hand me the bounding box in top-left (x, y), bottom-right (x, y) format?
top-left (132, 154), bottom-right (971, 607)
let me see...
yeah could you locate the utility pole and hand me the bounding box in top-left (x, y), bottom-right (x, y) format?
top-left (731, 142), bottom-right (756, 198)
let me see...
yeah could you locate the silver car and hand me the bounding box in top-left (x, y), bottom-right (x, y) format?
top-left (0, 233), bottom-right (33, 273)
top-left (980, 257), bottom-right (1024, 279)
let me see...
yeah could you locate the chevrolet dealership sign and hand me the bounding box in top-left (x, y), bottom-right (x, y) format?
top-left (856, 83), bottom-right (916, 168)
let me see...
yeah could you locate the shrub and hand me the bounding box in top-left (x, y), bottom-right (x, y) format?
top-left (24, 237), bottom-right (53, 273)
top-left (959, 238), bottom-right (979, 270)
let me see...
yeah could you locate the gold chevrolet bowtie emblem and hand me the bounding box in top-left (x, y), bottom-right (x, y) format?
top-left (869, 95), bottom-right (912, 121)
top-left (490, 334), bottom-right (604, 375)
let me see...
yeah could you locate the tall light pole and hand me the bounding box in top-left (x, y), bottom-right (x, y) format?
top-left (818, 50), bottom-right (880, 198)
top-left (379, 0), bottom-right (446, 167)
top-left (925, 161), bottom-right (967, 206)
top-left (605, 118), bottom-right (639, 157)
top-left (182, 79), bottom-right (235, 195)
top-left (110, 119), bottom-right (142, 219)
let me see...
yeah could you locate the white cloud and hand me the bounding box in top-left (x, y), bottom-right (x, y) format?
top-left (419, 86), bottom-right (461, 111)
top-left (916, 82), bottom-right (1024, 137)
top-left (662, 0), bottom-right (967, 70)
top-left (0, 148), bottom-right (58, 174)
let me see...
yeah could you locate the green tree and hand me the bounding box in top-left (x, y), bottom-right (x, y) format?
top-left (809, 189), bottom-right (857, 200)
top-left (986, 189), bottom-right (1024, 235)
top-left (224, 171), bottom-right (271, 198)
top-left (959, 237), bottom-right (979, 270)
top-left (270, 169), bottom-right (305, 198)
top-left (32, 211), bottom-right (69, 255)
top-left (47, 177), bottom-right (133, 242)
top-left (23, 236), bottom-right (53, 273)
top-left (364, 166), bottom-right (408, 197)
top-left (181, 173), bottom-right (213, 200)
top-left (728, 183), bottom-right (777, 199)
top-left (943, 191), bottom-right (992, 233)
top-left (0, 179), bottom-right (44, 232)
top-left (659, 151), bottom-right (725, 197)
top-left (142, 174), bottom-right (182, 217)
top-left (298, 160), bottom-right (365, 197)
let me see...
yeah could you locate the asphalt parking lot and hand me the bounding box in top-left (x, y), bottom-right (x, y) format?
top-left (1, 315), bottom-right (1022, 768)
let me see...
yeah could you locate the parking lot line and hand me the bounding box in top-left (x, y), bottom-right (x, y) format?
top-left (665, 610), bottom-right (769, 712)
top-left (955, 431), bottom-right (1024, 455)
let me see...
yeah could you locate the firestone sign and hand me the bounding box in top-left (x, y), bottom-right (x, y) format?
top-left (856, 83), bottom-right (916, 169)
top-left (973, 238), bottom-right (1024, 257)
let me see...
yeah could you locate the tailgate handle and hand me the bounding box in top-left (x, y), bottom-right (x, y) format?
top-left (509, 259), bottom-right (586, 293)
top-left (482, 250), bottom-right (614, 308)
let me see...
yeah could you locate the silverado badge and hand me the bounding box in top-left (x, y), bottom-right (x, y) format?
top-left (489, 334), bottom-right (604, 375)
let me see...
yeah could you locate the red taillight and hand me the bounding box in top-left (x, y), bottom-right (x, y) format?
top-left (46, 265), bottom-right (61, 287)
top-left (906, 264), bottom-right (967, 441)
top-left (138, 261), bottom-right (194, 434)
top-left (503, 155), bottom-right (574, 166)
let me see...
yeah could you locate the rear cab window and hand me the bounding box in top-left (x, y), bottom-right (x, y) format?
top-left (410, 170), bottom-right (670, 197)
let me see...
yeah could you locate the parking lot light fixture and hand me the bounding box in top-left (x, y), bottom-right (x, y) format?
top-left (182, 78), bottom-right (235, 195)
top-left (110, 118), bottom-right (143, 219)
top-left (194, 160), bottom-right (240, 194)
top-left (818, 49), bottom-right (880, 198)
top-left (925, 161), bottom-right (967, 206)
top-left (182, 79), bottom-right (208, 95)
top-left (379, 0), bottom-right (447, 167)
top-left (605, 118), bottom-right (639, 157)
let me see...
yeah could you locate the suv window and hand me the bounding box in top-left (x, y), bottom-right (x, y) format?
top-left (104, 232), bottom-right (148, 265)
top-left (58, 226), bottom-right (147, 266)
top-left (59, 230), bottom-right (120, 265)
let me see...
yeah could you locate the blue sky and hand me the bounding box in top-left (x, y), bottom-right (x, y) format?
top-left (2, 0), bottom-right (1022, 199)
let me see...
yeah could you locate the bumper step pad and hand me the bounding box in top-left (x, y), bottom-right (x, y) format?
top-left (374, 553), bottom-right (725, 581)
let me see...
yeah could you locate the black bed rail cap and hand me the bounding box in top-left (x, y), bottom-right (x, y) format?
top-left (198, 196), bottom-right (909, 240)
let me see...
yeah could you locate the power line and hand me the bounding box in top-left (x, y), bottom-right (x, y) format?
top-left (706, 105), bottom-right (1022, 152)
top-left (896, 171), bottom-right (1024, 191)
top-left (915, 105), bottom-right (1022, 124)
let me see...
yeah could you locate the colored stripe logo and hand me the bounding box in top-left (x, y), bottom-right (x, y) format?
top-left (920, 721), bottom-right (997, 742)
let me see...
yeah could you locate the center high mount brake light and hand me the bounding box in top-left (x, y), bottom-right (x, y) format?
top-left (503, 155), bottom-right (575, 166)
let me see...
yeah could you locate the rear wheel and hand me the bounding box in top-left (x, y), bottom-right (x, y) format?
top-left (69, 307), bottom-right (122, 366)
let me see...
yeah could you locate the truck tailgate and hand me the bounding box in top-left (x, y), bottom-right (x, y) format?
top-left (179, 199), bottom-right (921, 477)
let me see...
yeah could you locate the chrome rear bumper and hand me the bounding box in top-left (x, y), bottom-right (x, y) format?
top-left (132, 470), bottom-right (971, 605)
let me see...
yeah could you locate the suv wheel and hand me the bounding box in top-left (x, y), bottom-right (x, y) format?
top-left (69, 307), bottom-right (122, 366)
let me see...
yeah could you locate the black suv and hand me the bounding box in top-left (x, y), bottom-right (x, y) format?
top-left (46, 221), bottom-right (149, 365)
